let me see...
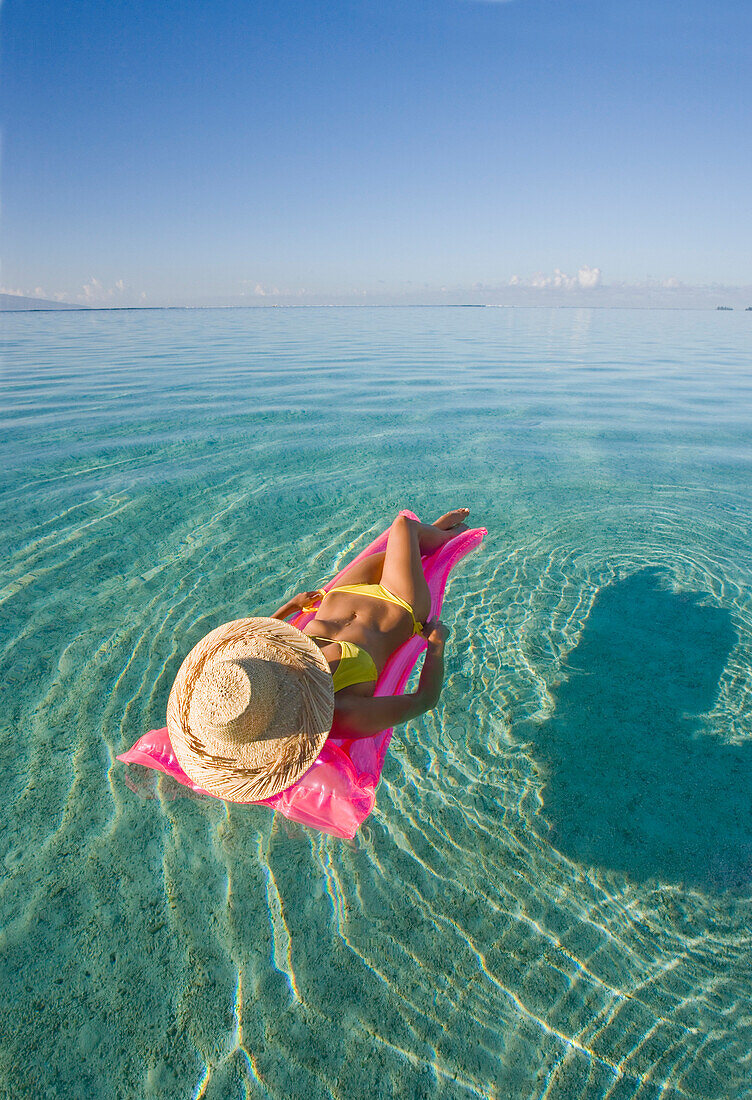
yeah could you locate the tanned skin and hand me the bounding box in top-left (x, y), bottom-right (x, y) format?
top-left (271, 510), bottom-right (470, 740)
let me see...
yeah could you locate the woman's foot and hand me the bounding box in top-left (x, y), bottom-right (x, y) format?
top-left (433, 508), bottom-right (470, 531)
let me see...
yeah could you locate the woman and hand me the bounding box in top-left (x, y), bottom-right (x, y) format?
top-left (164, 509), bottom-right (469, 804)
top-left (270, 509), bottom-right (469, 739)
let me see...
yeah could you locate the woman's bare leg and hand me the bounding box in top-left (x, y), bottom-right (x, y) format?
top-left (326, 550), bottom-right (386, 588)
top-left (379, 510), bottom-right (469, 622)
top-left (378, 517), bottom-right (431, 622)
top-left (329, 509), bottom-right (469, 594)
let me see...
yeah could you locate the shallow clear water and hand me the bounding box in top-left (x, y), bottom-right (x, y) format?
top-left (2, 306), bottom-right (752, 1099)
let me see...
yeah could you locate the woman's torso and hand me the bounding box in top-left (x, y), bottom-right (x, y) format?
top-left (302, 589), bottom-right (415, 697)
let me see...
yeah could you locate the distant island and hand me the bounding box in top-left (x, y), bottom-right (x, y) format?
top-left (716, 305), bottom-right (733, 311)
top-left (0, 292), bottom-right (81, 311)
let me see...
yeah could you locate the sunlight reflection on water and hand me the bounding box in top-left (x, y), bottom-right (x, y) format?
top-left (2, 306), bottom-right (752, 1098)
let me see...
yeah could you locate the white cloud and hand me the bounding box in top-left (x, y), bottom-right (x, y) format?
top-left (0, 284), bottom-right (67, 302)
top-left (238, 281), bottom-right (283, 297)
top-left (508, 266), bottom-right (602, 290)
top-left (77, 277), bottom-right (132, 304)
top-left (80, 277), bottom-right (103, 302)
top-left (577, 265), bottom-right (602, 289)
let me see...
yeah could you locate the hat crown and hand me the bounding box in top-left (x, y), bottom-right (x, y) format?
top-left (189, 656), bottom-right (283, 745)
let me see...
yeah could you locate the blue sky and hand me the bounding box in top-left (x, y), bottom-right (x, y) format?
top-left (2, 0), bottom-right (750, 306)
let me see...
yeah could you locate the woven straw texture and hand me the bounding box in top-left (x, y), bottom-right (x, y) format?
top-left (166, 617), bottom-right (334, 801)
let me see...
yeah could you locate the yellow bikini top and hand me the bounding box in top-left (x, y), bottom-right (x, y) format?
top-left (311, 637), bottom-right (377, 693)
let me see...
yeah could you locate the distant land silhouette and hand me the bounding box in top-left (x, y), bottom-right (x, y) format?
top-left (0, 292), bottom-right (81, 311)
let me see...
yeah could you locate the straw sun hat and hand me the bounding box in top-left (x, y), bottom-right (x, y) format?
top-left (167, 617), bottom-right (334, 802)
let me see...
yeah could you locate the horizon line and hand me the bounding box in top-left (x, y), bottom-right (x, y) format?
top-left (4, 302), bottom-right (752, 314)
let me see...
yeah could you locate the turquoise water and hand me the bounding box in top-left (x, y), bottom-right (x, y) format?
top-left (2, 306), bottom-right (752, 1099)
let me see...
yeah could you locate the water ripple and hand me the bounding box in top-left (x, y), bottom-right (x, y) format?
top-left (2, 307), bottom-right (752, 1098)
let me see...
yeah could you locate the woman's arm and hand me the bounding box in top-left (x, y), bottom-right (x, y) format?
top-left (270, 591), bottom-right (322, 620)
top-left (332, 622), bottom-right (448, 739)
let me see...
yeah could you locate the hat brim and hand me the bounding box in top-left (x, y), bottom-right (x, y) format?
top-left (166, 617), bottom-right (334, 802)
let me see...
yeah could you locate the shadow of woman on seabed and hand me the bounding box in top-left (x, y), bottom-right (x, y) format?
top-left (524, 568), bottom-right (752, 893)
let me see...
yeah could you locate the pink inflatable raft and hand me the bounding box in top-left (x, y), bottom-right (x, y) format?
top-left (118, 511), bottom-right (486, 839)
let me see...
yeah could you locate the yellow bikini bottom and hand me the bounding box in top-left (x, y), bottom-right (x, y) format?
top-left (310, 637), bottom-right (378, 693)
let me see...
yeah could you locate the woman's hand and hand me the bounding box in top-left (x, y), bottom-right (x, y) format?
top-left (271, 590), bottom-right (322, 620)
top-left (423, 619), bottom-right (448, 648)
top-left (297, 590), bottom-right (323, 609)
